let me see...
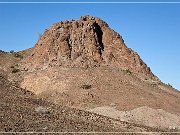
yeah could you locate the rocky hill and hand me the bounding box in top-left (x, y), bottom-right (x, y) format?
top-left (1, 15), bottom-right (180, 132)
top-left (22, 15), bottom-right (156, 80)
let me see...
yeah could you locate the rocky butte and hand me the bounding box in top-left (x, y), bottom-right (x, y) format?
top-left (1, 15), bottom-right (180, 131)
top-left (23, 15), bottom-right (156, 80)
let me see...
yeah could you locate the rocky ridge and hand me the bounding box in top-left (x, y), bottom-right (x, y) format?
top-left (23, 15), bottom-right (155, 79)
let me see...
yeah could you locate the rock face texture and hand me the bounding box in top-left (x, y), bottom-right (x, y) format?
top-left (23, 15), bottom-right (154, 79)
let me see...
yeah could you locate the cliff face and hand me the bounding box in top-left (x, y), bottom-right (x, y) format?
top-left (23, 15), bottom-right (154, 78)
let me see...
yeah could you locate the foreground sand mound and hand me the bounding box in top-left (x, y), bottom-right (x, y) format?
top-left (89, 106), bottom-right (180, 130)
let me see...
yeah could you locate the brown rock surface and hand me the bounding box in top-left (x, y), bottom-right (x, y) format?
top-left (23, 15), bottom-right (155, 79)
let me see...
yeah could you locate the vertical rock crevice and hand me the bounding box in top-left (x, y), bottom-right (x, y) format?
top-left (94, 23), bottom-right (104, 55)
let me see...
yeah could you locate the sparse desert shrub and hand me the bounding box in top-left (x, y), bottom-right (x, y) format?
top-left (35, 106), bottom-right (50, 114)
top-left (80, 84), bottom-right (92, 89)
top-left (124, 69), bottom-right (132, 75)
top-left (0, 50), bottom-right (5, 53)
top-left (168, 83), bottom-right (173, 88)
top-left (169, 126), bottom-right (180, 132)
top-left (11, 68), bottom-right (20, 73)
top-left (10, 50), bottom-right (14, 53)
top-left (10, 65), bottom-right (14, 68)
top-left (13, 52), bottom-right (23, 59)
top-left (11, 63), bottom-right (20, 73)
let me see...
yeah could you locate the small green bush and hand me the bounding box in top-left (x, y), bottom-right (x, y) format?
top-left (168, 83), bottom-right (173, 88)
top-left (10, 50), bottom-right (14, 53)
top-left (10, 65), bottom-right (14, 68)
top-left (13, 52), bottom-right (23, 59)
top-left (11, 68), bottom-right (20, 73)
top-left (124, 69), bottom-right (132, 75)
top-left (80, 84), bottom-right (92, 89)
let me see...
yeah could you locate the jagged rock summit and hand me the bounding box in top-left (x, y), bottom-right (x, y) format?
top-left (23, 15), bottom-right (155, 79)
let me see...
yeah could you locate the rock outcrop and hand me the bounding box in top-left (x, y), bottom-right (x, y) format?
top-left (23, 15), bottom-right (155, 79)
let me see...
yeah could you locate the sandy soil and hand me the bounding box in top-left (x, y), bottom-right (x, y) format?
top-left (89, 106), bottom-right (180, 130)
